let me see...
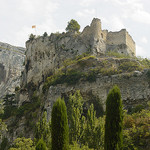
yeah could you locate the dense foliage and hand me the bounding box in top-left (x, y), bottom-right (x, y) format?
top-left (51, 98), bottom-right (69, 150)
top-left (104, 85), bottom-right (123, 150)
top-left (35, 112), bottom-right (51, 149)
top-left (36, 138), bottom-right (47, 150)
top-left (66, 19), bottom-right (80, 32)
top-left (9, 137), bottom-right (35, 150)
top-left (67, 90), bottom-right (105, 149)
top-left (3, 90), bottom-right (150, 150)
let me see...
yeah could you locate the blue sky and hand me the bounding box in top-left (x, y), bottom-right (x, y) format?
top-left (0, 0), bottom-right (150, 57)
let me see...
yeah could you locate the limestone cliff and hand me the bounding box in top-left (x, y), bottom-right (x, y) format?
top-left (21, 18), bottom-right (135, 89)
top-left (0, 42), bottom-right (25, 98)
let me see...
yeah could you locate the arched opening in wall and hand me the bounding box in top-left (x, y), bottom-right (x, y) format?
top-left (101, 33), bottom-right (103, 38)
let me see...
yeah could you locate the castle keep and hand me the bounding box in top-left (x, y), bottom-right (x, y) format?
top-left (81, 18), bottom-right (136, 56)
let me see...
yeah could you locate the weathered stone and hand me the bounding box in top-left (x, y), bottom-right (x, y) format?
top-left (21, 18), bottom-right (135, 88)
top-left (45, 71), bottom-right (150, 119)
top-left (0, 42), bottom-right (25, 98)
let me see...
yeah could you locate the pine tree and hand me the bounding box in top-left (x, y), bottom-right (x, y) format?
top-left (104, 85), bottom-right (123, 150)
top-left (66, 19), bottom-right (80, 32)
top-left (51, 98), bottom-right (69, 150)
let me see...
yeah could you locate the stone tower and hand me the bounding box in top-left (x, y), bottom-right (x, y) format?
top-left (81, 18), bottom-right (106, 54)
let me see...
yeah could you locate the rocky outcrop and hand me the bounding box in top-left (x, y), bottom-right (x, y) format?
top-left (44, 68), bottom-right (150, 119)
top-left (0, 42), bottom-right (25, 98)
top-left (21, 18), bottom-right (135, 89)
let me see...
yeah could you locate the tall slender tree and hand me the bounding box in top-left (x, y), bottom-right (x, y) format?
top-left (67, 90), bottom-right (85, 143)
top-left (51, 98), bottom-right (69, 150)
top-left (104, 85), bottom-right (123, 150)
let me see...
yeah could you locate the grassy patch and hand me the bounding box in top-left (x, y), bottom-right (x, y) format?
top-left (106, 51), bottom-right (132, 58)
top-left (119, 61), bottom-right (143, 72)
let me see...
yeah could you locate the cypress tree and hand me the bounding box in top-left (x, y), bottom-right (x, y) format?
top-left (104, 85), bottom-right (123, 150)
top-left (51, 98), bottom-right (69, 150)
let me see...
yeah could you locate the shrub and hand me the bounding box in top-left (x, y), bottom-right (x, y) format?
top-left (119, 61), bottom-right (143, 72)
top-left (9, 137), bottom-right (35, 150)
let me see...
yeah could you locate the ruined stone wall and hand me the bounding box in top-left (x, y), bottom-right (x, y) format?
top-left (126, 31), bottom-right (136, 56)
top-left (106, 29), bottom-right (126, 45)
top-left (101, 30), bottom-right (108, 42)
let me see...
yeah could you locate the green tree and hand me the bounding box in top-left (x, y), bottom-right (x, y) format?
top-left (36, 138), bottom-right (47, 150)
top-left (51, 98), bottom-right (69, 150)
top-left (85, 104), bottom-right (105, 149)
top-left (104, 85), bottom-right (123, 150)
top-left (66, 19), bottom-right (80, 32)
top-left (35, 112), bottom-right (51, 148)
top-left (67, 90), bottom-right (85, 143)
top-left (43, 32), bottom-right (48, 37)
top-left (29, 34), bottom-right (36, 41)
top-left (9, 137), bottom-right (35, 150)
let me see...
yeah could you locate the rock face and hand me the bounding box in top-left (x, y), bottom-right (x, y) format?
top-left (21, 18), bottom-right (135, 88)
top-left (44, 68), bottom-right (150, 119)
top-left (0, 42), bottom-right (25, 98)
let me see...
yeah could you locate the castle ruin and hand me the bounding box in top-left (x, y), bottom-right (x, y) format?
top-left (81, 18), bottom-right (136, 56)
top-left (23, 18), bottom-right (136, 87)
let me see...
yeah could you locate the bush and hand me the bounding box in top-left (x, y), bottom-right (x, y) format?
top-left (9, 137), bottom-right (35, 150)
top-left (119, 61), bottom-right (143, 72)
top-left (123, 109), bottom-right (150, 150)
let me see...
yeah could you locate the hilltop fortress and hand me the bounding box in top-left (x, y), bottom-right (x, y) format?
top-left (81, 18), bottom-right (135, 56)
top-left (22, 18), bottom-right (136, 87)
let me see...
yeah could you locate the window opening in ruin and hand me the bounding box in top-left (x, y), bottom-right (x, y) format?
top-left (101, 33), bottom-right (103, 38)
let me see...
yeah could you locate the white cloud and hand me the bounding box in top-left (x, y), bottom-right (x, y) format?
top-left (110, 0), bottom-right (150, 24)
top-left (136, 45), bottom-right (147, 57)
top-left (80, 0), bottom-right (96, 7)
top-left (109, 16), bottom-right (125, 31)
top-left (76, 9), bottom-right (96, 18)
top-left (0, 0), bottom-right (59, 47)
top-left (141, 37), bottom-right (148, 44)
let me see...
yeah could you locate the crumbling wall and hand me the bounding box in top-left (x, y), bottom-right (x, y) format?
top-left (126, 31), bottom-right (136, 56)
top-left (106, 29), bottom-right (126, 45)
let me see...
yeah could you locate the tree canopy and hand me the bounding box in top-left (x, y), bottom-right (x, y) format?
top-left (66, 19), bottom-right (80, 33)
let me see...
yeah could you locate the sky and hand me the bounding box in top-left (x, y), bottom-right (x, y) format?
top-left (0, 0), bottom-right (150, 58)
